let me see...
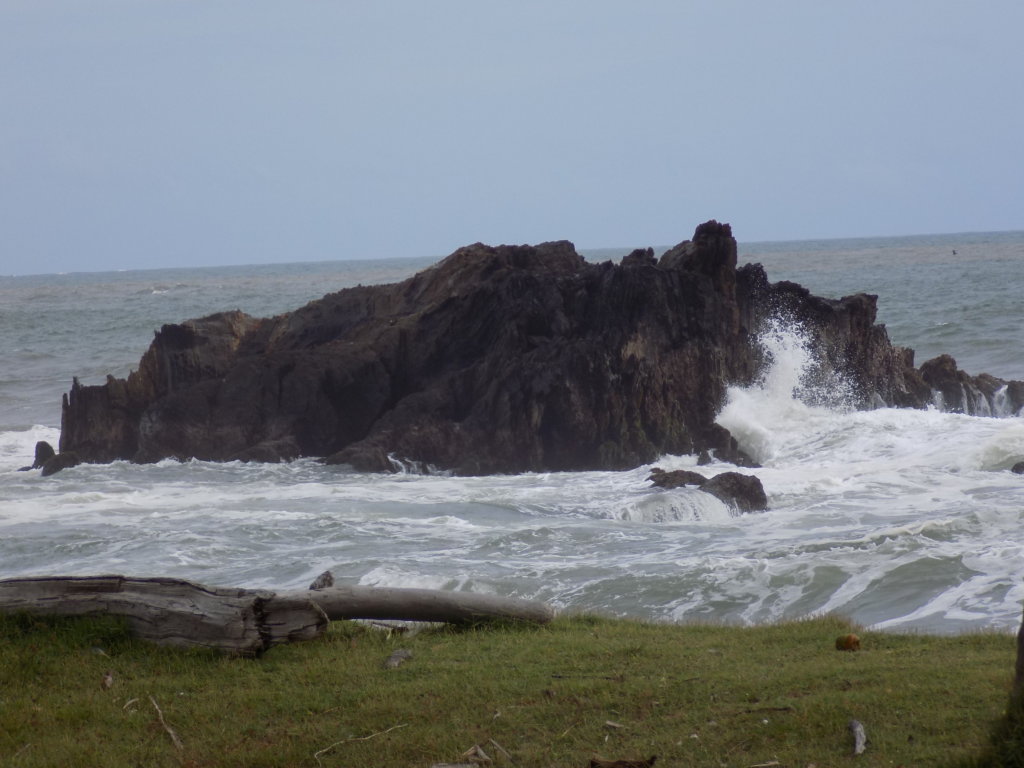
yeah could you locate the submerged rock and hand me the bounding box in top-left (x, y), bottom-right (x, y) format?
top-left (55, 220), bottom-right (1024, 475)
top-left (308, 570), bottom-right (335, 590)
top-left (40, 451), bottom-right (81, 477)
top-left (647, 468), bottom-right (708, 489)
top-left (648, 466), bottom-right (768, 513)
top-left (699, 471), bottom-right (769, 513)
top-left (1012, 462), bottom-right (1024, 475)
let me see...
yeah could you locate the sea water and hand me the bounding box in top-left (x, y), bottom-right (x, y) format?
top-left (1, 231), bottom-right (1022, 634)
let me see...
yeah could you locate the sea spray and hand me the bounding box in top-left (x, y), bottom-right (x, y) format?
top-left (716, 317), bottom-right (855, 464)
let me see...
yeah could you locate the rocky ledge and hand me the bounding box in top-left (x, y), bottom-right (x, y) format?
top-left (54, 221), bottom-right (1024, 475)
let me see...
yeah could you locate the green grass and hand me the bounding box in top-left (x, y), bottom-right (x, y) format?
top-left (954, 684), bottom-right (1024, 768)
top-left (0, 612), bottom-right (1017, 767)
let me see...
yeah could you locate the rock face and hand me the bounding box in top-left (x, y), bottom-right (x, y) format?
top-left (56, 221), bottom-right (1024, 475)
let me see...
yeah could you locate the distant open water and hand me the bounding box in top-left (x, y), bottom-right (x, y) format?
top-left (1, 231), bottom-right (1022, 634)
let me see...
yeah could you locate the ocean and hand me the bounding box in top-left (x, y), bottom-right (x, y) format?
top-left (2, 231), bottom-right (1022, 634)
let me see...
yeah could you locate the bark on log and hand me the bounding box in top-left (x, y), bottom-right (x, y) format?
top-left (0, 576), bottom-right (556, 654)
top-left (1016, 604), bottom-right (1024, 694)
top-left (295, 584), bottom-right (556, 625)
top-left (0, 575), bottom-right (327, 656)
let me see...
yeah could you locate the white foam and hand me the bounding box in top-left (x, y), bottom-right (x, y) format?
top-left (2, 317), bottom-right (1022, 632)
top-left (0, 426), bottom-right (60, 471)
top-left (615, 490), bottom-right (734, 523)
top-left (716, 319), bottom-right (855, 464)
top-left (358, 565), bottom-right (480, 593)
top-left (958, 419), bottom-right (1024, 471)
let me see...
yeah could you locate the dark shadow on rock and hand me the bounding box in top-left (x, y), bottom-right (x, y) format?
top-left (227, 438), bottom-right (300, 464)
top-left (41, 452), bottom-right (81, 477)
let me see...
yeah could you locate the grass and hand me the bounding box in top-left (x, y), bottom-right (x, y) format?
top-left (0, 612), bottom-right (1017, 767)
top-left (955, 684), bottom-right (1024, 768)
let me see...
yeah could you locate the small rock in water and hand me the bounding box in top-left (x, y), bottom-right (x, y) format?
top-left (18, 440), bottom-right (56, 471)
top-left (40, 451), bottom-right (81, 477)
top-left (1011, 461), bottom-right (1024, 475)
top-left (699, 472), bottom-right (768, 512)
top-left (647, 467), bottom-right (707, 489)
top-left (308, 570), bottom-right (334, 590)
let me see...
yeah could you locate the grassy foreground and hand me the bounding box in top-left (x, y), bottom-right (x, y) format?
top-left (0, 612), bottom-right (1017, 767)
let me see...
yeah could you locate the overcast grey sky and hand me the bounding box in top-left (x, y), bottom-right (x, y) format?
top-left (2, 1), bottom-right (1022, 275)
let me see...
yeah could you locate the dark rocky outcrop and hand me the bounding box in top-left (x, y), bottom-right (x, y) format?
top-left (648, 466), bottom-right (769, 513)
top-left (18, 440), bottom-right (55, 471)
top-left (733, 268), bottom-right (933, 409)
top-left (648, 468), bottom-right (709, 489)
top-left (1012, 462), bottom-right (1024, 475)
top-left (621, 247), bottom-right (656, 267)
top-left (40, 451), bottom-right (80, 477)
top-left (699, 471), bottom-right (769, 512)
top-left (919, 354), bottom-right (1023, 416)
top-left (53, 220), bottom-right (1024, 476)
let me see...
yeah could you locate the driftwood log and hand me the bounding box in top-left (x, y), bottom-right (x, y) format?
top-left (0, 575), bottom-right (555, 655)
top-left (295, 584), bottom-right (556, 625)
top-left (0, 575), bottom-right (328, 655)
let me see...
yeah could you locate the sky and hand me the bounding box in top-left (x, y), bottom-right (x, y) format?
top-left (1, 1), bottom-right (1022, 275)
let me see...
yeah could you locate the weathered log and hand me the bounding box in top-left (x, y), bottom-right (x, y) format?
top-left (0, 575), bottom-right (327, 655)
top-left (0, 576), bottom-right (556, 655)
top-left (1015, 604), bottom-right (1024, 694)
top-left (295, 584), bottom-right (556, 625)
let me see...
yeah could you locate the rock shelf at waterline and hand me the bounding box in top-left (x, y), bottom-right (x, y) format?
top-left (50, 220), bottom-right (1024, 476)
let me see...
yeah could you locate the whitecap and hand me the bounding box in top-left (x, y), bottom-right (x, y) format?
top-left (0, 425), bottom-right (60, 471)
top-left (613, 489), bottom-right (734, 523)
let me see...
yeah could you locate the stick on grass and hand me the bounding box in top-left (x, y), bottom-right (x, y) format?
top-left (314, 723), bottom-right (408, 767)
top-left (149, 696), bottom-right (183, 754)
top-left (488, 738), bottom-right (514, 763)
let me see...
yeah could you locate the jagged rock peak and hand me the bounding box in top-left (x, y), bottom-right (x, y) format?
top-left (48, 219), bottom-right (1024, 477)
